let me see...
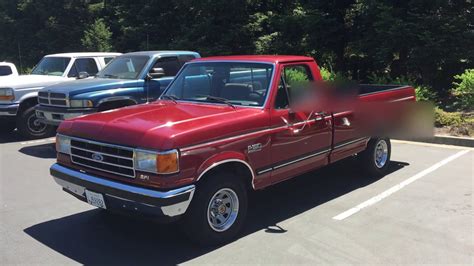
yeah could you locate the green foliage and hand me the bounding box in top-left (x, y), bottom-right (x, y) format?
top-left (0, 0), bottom-right (471, 107)
top-left (367, 74), bottom-right (415, 86)
top-left (414, 86), bottom-right (437, 103)
top-left (81, 19), bottom-right (112, 52)
top-left (434, 107), bottom-right (463, 127)
top-left (285, 68), bottom-right (309, 84)
top-left (319, 67), bottom-right (351, 83)
top-left (368, 74), bottom-right (437, 102)
top-left (452, 69), bottom-right (474, 110)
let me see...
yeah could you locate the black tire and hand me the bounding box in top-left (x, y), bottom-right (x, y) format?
top-left (16, 106), bottom-right (55, 139)
top-left (180, 171), bottom-right (248, 246)
top-left (359, 137), bottom-right (391, 177)
top-left (0, 118), bottom-right (16, 133)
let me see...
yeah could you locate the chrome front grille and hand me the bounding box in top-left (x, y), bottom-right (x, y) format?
top-left (38, 91), bottom-right (68, 107)
top-left (70, 138), bottom-right (135, 178)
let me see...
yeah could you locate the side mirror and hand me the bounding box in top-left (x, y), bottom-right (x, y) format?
top-left (78, 72), bottom-right (89, 79)
top-left (147, 68), bottom-right (165, 79)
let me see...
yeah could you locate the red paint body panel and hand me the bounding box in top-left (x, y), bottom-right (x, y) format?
top-left (56, 56), bottom-right (415, 190)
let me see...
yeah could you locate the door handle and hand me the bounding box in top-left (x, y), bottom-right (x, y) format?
top-left (280, 116), bottom-right (301, 134)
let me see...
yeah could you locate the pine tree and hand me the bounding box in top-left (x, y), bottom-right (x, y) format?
top-left (81, 18), bottom-right (113, 52)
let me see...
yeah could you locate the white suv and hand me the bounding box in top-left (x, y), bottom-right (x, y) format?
top-left (0, 52), bottom-right (120, 139)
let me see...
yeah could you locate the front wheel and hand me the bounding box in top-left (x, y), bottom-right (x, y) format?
top-left (359, 137), bottom-right (391, 177)
top-left (17, 106), bottom-right (55, 139)
top-left (180, 172), bottom-right (248, 246)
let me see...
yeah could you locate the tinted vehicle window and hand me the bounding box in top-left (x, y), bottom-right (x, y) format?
top-left (0, 66), bottom-right (13, 76)
top-left (96, 55), bottom-right (149, 79)
top-left (163, 62), bottom-right (274, 107)
top-left (178, 55), bottom-right (197, 65)
top-left (68, 58), bottom-right (99, 77)
top-left (282, 64), bottom-right (313, 103)
top-left (153, 57), bottom-right (181, 77)
top-left (274, 76), bottom-right (290, 109)
top-left (31, 57), bottom-right (71, 76)
top-left (104, 57), bottom-right (114, 64)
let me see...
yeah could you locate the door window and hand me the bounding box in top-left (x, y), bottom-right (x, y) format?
top-left (68, 58), bottom-right (99, 77)
top-left (283, 64), bottom-right (313, 102)
top-left (153, 57), bottom-right (181, 77)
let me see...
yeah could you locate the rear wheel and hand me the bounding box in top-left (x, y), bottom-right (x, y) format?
top-left (17, 106), bottom-right (55, 139)
top-left (359, 137), bottom-right (391, 177)
top-left (180, 172), bottom-right (248, 246)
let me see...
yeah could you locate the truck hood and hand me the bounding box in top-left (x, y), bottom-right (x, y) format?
top-left (43, 78), bottom-right (142, 96)
top-left (0, 75), bottom-right (68, 89)
top-left (58, 101), bottom-right (268, 150)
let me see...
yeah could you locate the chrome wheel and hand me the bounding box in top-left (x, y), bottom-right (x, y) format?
top-left (207, 188), bottom-right (239, 232)
top-left (374, 139), bottom-right (389, 168)
top-left (27, 113), bottom-right (47, 134)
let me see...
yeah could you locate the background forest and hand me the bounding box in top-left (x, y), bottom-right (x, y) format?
top-left (0, 0), bottom-right (473, 132)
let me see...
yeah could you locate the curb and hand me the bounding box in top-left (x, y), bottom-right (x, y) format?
top-left (399, 135), bottom-right (474, 148)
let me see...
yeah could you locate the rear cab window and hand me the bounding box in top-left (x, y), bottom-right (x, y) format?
top-left (0, 66), bottom-right (13, 76)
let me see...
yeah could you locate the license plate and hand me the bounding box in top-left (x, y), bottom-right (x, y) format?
top-left (85, 190), bottom-right (106, 209)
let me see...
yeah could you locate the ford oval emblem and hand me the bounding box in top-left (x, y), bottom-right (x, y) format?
top-left (91, 153), bottom-right (104, 162)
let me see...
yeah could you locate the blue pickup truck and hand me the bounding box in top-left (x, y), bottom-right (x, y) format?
top-left (35, 51), bottom-right (200, 125)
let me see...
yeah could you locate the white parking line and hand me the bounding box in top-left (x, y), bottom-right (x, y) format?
top-left (392, 140), bottom-right (474, 150)
top-left (20, 138), bottom-right (55, 145)
top-left (333, 149), bottom-right (470, 221)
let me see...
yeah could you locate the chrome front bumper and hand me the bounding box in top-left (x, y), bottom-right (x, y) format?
top-left (35, 105), bottom-right (97, 125)
top-left (50, 163), bottom-right (195, 218)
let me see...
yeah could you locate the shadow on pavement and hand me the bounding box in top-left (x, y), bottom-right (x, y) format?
top-left (0, 130), bottom-right (29, 144)
top-left (19, 142), bottom-right (56, 159)
top-left (24, 158), bottom-right (408, 264)
top-left (0, 130), bottom-right (55, 144)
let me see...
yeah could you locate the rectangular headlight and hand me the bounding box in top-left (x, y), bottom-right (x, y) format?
top-left (70, 100), bottom-right (93, 108)
top-left (56, 134), bottom-right (71, 154)
top-left (0, 88), bottom-right (14, 101)
top-left (134, 149), bottom-right (179, 174)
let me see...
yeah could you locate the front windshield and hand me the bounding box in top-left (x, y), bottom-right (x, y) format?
top-left (31, 57), bottom-right (71, 76)
top-left (162, 62), bottom-right (274, 107)
top-left (96, 55), bottom-right (149, 79)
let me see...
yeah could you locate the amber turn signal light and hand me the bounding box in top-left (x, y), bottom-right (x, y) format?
top-left (156, 151), bottom-right (179, 174)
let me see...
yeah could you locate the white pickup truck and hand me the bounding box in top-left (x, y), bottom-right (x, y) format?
top-left (0, 52), bottom-right (120, 139)
top-left (0, 62), bottom-right (19, 77)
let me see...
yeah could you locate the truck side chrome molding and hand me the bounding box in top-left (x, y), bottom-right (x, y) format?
top-left (256, 148), bottom-right (331, 175)
top-left (333, 137), bottom-right (369, 150)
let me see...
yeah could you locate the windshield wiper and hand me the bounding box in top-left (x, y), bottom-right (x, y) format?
top-left (161, 95), bottom-right (179, 104)
top-left (201, 95), bottom-right (236, 109)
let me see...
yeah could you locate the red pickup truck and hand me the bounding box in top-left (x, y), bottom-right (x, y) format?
top-left (51, 55), bottom-right (415, 245)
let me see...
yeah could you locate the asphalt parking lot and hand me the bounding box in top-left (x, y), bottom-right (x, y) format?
top-left (0, 132), bottom-right (472, 265)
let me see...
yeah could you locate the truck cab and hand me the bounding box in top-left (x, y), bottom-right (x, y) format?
top-left (35, 51), bottom-right (200, 126)
top-left (0, 52), bottom-right (121, 138)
